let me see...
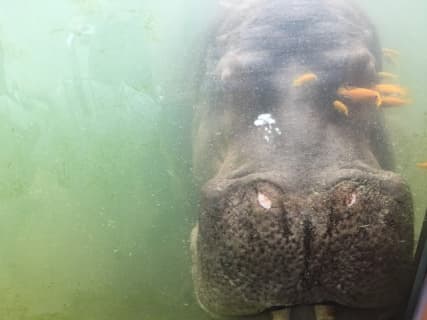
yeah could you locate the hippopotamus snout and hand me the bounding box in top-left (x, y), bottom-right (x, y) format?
top-left (192, 168), bottom-right (413, 315)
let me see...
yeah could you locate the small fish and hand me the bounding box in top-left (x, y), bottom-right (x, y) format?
top-left (383, 48), bottom-right (400, 65)
top-left (416, 162), bottom-right (427, 169)
top-left (337, 86), bottom-right (382, 107)
top-left (293, 73), bottom-right (318, 87)
top-left (333, 100), bottom-right (349, 116)
top-left (380, 96), bottom-right (411, 107)
top-left (378, 72), bottom-right (398, 81)
top-left (375, 84), bottom-right (407, 97)
top-left (382, 48), bottom-right (400, 58)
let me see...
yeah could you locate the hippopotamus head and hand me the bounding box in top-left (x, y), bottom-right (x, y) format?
top-left (191, 0), bottom-right (414, 318)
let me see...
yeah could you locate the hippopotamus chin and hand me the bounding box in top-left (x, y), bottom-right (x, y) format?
top-left (191, 0), bottom-right (414, 319)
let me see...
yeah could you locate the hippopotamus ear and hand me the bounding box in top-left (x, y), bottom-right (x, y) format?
top-left (345, 48), bottom-right (379, 86)
top-left (320, 45), bottom-right (380, 91)
top-left (319, 4), bottom-right (383, 90)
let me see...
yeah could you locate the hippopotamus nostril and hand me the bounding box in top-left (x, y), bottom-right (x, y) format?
top-left (257, 192), bottom-right (272, 209)
top-left (346, 192), bottom-right (357, 207)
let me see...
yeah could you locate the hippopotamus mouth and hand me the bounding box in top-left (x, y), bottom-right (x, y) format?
top-left (192, 167), bottom-right (413, 316)
top-left (190, 0), bottom-right (414, 318)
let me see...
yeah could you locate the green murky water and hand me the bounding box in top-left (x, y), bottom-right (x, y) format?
top-left (0, 1), bottom-right (425, 319)
top-left (357, 0), bottom-right (427, 239)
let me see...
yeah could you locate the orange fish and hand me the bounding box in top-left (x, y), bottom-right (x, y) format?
top-left (382, 48), bottom-right (400, 58)
top-left (375, 84), bottom-right (407, 97)
top-left (333, 100), bottom-right (349, 116)
top-left (293, 73), bottom-right (318, 87)
top-left (378, 72), bottom-right (398, 81)
top-left (416, 162), bottom-right (427, 169)
top-left (382, 48), bottom-right (400, 65)
top-left (337, 86), bottom-right (382, 107)
top-left (380, 96), bottom-right (411, 107)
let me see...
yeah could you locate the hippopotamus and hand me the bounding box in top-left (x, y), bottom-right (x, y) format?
top-left (190, 0), bottom-right (414, 319)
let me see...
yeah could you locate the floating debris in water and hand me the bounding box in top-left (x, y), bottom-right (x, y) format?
top-left (66, 23), bottom-right (96, 48)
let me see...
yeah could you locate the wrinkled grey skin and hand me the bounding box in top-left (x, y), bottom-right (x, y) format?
top-left (191, 0), bottom-right (414, 319)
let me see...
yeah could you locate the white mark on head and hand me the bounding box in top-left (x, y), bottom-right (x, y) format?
top-left (254, 119), bottom-right (264, 126)
top-left (254, 113), bottom-right (276, 126)
top-left (254, 113), bottom-right (282, 143)
top-left (257, 192), bottom-right (272, 209)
